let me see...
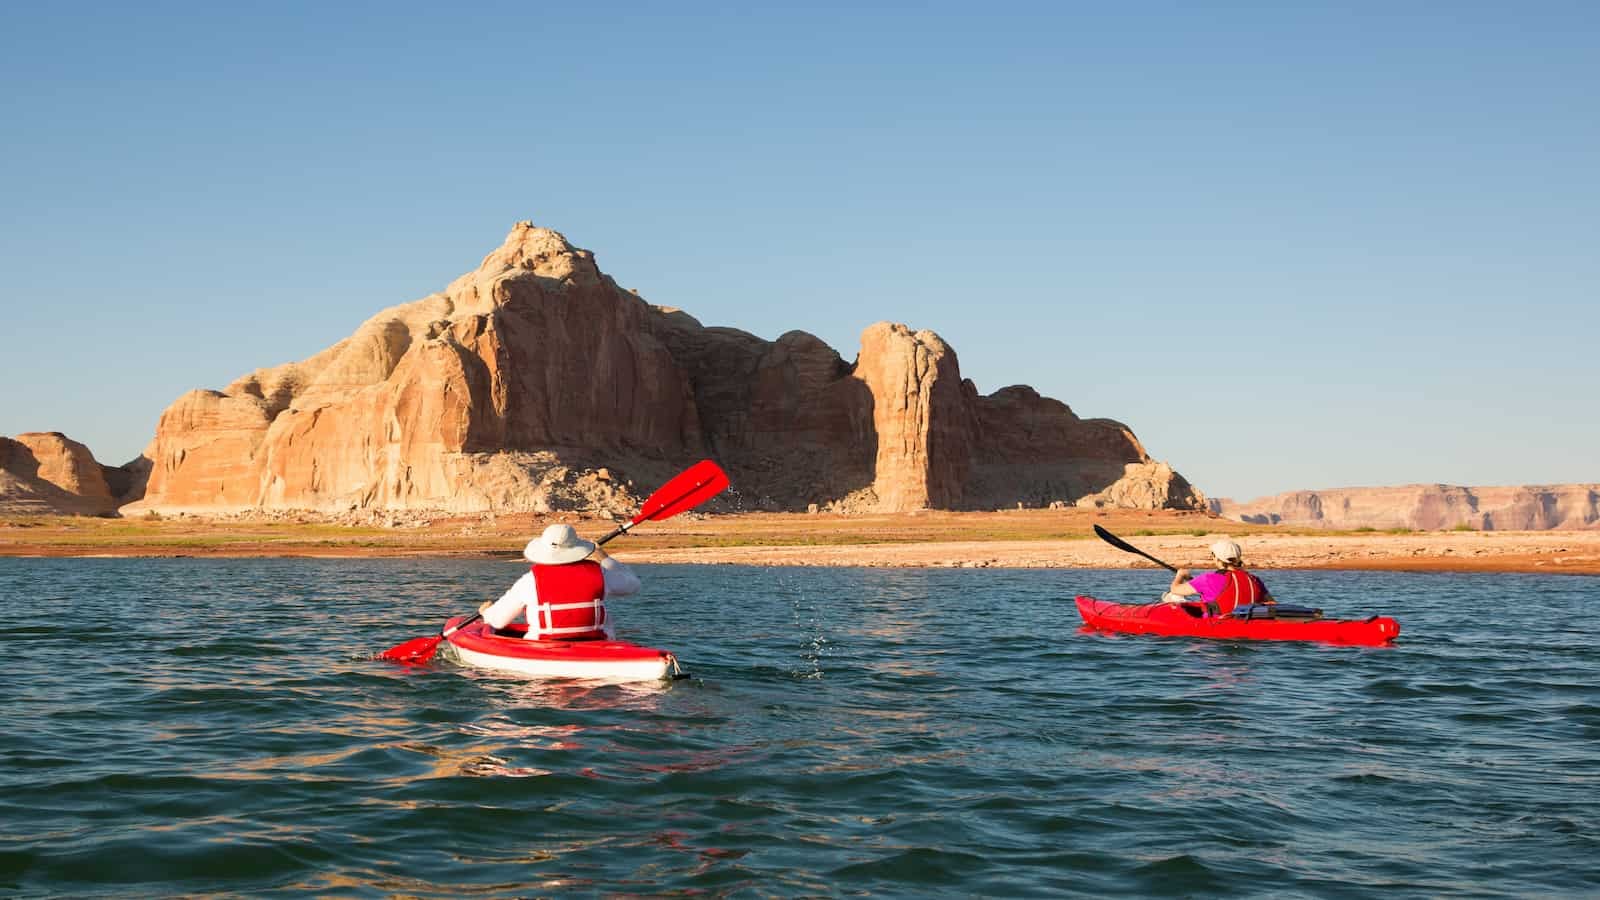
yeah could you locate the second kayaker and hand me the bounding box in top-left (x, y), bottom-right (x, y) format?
top-left (478, 523), bottom-right (642, 640)
top-left (1162, 539), bottom-right (1275, 615)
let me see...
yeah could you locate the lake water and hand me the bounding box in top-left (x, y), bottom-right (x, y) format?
top-left (1, 558), bottom-right (1597, 897)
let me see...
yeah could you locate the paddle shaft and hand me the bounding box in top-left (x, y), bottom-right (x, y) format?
top-left (593, 521), bottom-right (633, 547)
top-left (1092, 525), bottom-right (1179, 573)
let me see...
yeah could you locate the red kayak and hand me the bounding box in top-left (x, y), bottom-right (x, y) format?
top-left (1075, 596), bottom-right (1400, 646)
top-left (442, 616), bottom-right (681, 680)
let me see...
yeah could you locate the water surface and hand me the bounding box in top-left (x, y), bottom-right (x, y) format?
top-left (2, 559), bottom-right (1596, 897)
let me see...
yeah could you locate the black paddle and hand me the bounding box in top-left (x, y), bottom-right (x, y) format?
top-left (1092, 524), bottom-right (1179, 573)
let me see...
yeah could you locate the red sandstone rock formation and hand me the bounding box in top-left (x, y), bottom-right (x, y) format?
top-left (130, 222), bottom-right (1199, 515)
top-left (852, 323), bottom-right (971, 511)
top-left (0, 432), bottom-right (143, 516)
top-left (965, 386), bottom-right (1196, 510)
top-left (1211, 484), bottom-right (1600, 531)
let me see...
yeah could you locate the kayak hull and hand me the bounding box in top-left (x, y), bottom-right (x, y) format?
top-left (1075, 595), bottom-right (1399, 646)
top-left (442, 616), bottom-right (678, 681)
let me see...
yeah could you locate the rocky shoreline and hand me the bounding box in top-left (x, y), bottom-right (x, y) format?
top-left (3, 510), bottom-right (1597, 575)
top-left (625, 530), bottom-right (1600, 574)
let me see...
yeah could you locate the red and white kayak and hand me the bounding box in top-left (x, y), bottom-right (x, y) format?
top-left (1075, 596), bottom-right (1400, 646)
top-left (441, 616), bottom-right (681, 681)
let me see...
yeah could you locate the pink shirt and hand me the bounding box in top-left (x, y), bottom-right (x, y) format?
top-left (1187, 571), bottom-right (1228, 603)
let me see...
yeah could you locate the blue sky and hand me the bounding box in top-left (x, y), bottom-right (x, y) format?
top-left (2, 2), bottom-right (1595, 501)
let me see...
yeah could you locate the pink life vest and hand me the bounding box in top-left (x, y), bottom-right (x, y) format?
top-left (1212, 568), bottom-right (1267, 616)
top-left (528, 560), bottom-right (607, 640)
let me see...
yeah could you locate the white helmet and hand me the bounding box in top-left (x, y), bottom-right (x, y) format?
top-left (1210, 539), bottom-right (1243, 565)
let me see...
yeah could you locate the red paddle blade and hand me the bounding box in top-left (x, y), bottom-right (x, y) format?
top-left (377, 634), bottom-right (445, 664)
top-left (632, 459), bottom-right (729, 524)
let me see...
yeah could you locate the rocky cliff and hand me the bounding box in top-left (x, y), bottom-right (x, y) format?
top-left (0, 432), bottom-right (147, 516)
top-left (1211, 484), bottom-right (1600, 531)
top-left (128, 222), bottom-right (1201, 516)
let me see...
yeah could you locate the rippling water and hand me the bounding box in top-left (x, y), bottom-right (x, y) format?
top-left (2, 558), bottom-right (1597, 897)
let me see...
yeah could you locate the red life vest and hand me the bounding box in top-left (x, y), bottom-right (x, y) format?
top-left (528, 560), bottom-right (607, 640)
top-left (1212, 568), bottom-right (1267, 616)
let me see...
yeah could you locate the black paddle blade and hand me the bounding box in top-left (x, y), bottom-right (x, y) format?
top-left (1092, 524), bottom-right (1138, 555)
top-left (1092, 524), bottom-right (1179, 572)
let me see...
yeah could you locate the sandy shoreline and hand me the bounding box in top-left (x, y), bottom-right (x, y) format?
top-left (626, 531), bottom-right (1600, 574)
top-left (3, 509), bottom-right (1597, 575)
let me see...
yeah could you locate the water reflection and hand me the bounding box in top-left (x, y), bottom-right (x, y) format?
top-left (458, 717), bottom-right (587, 750)
top-left (462, 668), bottom-right (677, 712)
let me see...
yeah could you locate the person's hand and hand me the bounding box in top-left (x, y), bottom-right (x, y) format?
top-left (1175, 567), bottom-right (1191, 580)
top-left (591, 545), bottom-right (610, 561)
top-left (478, 600), bottom-right (492, 614)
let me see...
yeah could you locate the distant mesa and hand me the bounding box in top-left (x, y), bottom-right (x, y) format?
top-left (0, 432), bottom-right (148, 517)
top-left (22, 222), bottom-right (1206, 518)
top-left (1210, 484), bottom-right (1600, 531)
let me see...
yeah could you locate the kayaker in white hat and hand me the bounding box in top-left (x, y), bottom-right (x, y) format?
top-left (1161, 538), bottom-right (1275, 615)
top-left (477, 523), bottom-right (642, 640)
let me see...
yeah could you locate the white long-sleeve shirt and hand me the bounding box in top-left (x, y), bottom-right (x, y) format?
top-left (482, 556), bottom-right (642, 639)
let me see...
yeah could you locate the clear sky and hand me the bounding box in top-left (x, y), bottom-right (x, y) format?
top-left (2, 2), bottom-right (1596, 501)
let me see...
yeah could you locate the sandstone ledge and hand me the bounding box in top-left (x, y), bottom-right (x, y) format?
top-left (3, 510), bottom-right (1597, 575)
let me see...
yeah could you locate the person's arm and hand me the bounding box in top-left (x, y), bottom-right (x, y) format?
top-left (594, 546), bottom-right (641, 597)
top-left (1164, 567), bottom-right (1197, 601)
top-left (478, 571), bottom-right (534, 628)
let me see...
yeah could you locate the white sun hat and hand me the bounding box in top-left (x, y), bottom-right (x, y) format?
top-left (524, 523), bottom-right (596, 565)
top-left (1210, 539), bottom-right (1243, 565)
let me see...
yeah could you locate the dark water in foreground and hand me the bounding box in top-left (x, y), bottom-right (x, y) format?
top-left (2, 559), bottom-right (1597, 898)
